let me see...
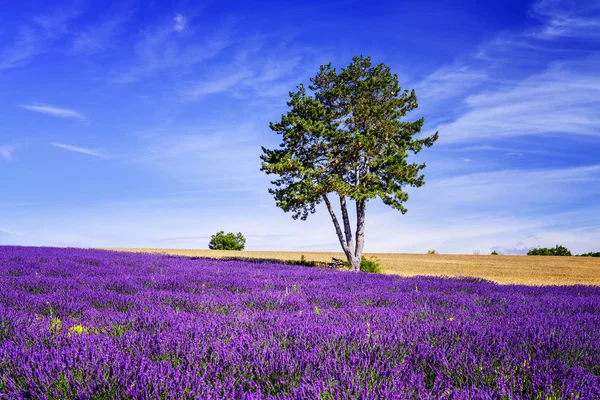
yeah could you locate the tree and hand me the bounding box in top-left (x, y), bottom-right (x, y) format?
top-left (527, 245), bottom-right (571, 256)
top-left (260, 56), bottom-right (438, 271)
top-left (208, 231), bottom-right (246, 251)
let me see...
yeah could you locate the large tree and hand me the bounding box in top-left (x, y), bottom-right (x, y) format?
top-left (261, 56), bottom-right (438, 271)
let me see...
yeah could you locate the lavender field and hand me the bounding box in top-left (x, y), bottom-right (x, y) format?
top-left (1, 247), bottom-right (599, 399)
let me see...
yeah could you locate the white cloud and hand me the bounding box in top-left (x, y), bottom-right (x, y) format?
top-left (50, 143), bottom-right (105, 157)
top-left (363, 164), bottom-right (600, 254)
top-left (529, 0), bottom-right (600, 40)
top-left (0, 145), bottom-right (16, 161)
top-left (0, 6), bottom-right (81, 69)
top-left (116, 22), bottom-right (233, 83)
top-left (20, 104), bottom-right (86, 121)
top-left (490, 245), bottom-right (533, 255)
top-left (183, 47), bottom-right (310, 99)
top-left (415, 64), bottom-right (490, 104)
top-left (2, 160), bottom-right (599, 254)
top-left (72, 14), bottom-right (130, 53)
top-left (128, 123), bottom-right (264, 193)
top-left (173, 14), bottom-right (188, 32)
top-left (185, 70), bottom-right (254, 97)
top-left (431, 59), bottom-right (600, 143)
top-left (414, 0), bottom-right (600, 145)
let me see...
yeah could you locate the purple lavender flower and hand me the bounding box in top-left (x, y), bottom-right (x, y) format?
top-left (0, 246), bottom-right (598, 399)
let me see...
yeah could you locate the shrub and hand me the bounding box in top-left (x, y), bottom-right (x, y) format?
top-left (360, 256), bottom-right (383, 274)
top-left (491, 251), bottom-right (499, 255)
top-left (208, 231), bottom-right (246, 251)
top-left (342, 256), bottom-right (383, 273)
top-left (527, 245), bottom-right (571, 256)
top-left (427, 250), bottom-right (437, 255)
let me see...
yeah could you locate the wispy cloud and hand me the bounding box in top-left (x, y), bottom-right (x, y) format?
top-left (50, 143), bottom-right (105, 157)
top-left (0, 145), bottom-right (16, 161)
top-left (415, 64), bottom-right (490, 105)
top-left (72, 15), bottom-right (130, 54)
top-left (0, 5), bottom-right (81, 70)
top-left (20, 104), bottom-right (86, 121)
top-left (416, 0), bottom-right (600, 145)
top-left (431, 59), bottom-right (600, 143)
top-left (184, 46), bottom-right (310, 99)
top-left (173, 14), bottom-right (188, 32)
top-left (185, 70), bottom-right (254, 97)
top-left (116, 20), bottom-right (234, 83)
top-left (0, 226), bottom-right (22, 237)
top-left (529, 0), bottom-right (600, 40)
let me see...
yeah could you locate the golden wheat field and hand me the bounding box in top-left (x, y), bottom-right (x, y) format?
top-left (109, 248), bottom-right (600, 286)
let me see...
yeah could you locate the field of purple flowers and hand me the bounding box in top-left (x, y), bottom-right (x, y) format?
top-left (1, 246), bottom-right (599, 399)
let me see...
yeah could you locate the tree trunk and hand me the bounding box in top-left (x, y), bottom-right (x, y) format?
top-left (354, 200), bottom-right (367, 270)
top-left (323, 194), bottom-right (365, 272)
top-left (323, 195), bottom-right (353, 263)
top-left (349, 255), bottom-right (361, 272)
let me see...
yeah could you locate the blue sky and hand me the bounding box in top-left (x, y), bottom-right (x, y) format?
top-left (1, 0), bottom-right (599, 254)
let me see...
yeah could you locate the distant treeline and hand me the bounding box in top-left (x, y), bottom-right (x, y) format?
top-left (577, 252), bottom-right (600, 257)
top-left (527, 245), bottom-right (599, 257)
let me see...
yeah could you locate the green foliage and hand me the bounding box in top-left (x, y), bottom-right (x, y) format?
top-left (577, 252), bottom-right (600, 257)
top-left (527, 245), bottom-right (572, 256)
top-left (491, 251), bottom-right (499, 255)
top-left (260, 55), bottom-right (438, 221)
top-left (360, 256), bottom-right (382, 274)
top-left (343, 256), bottom-right (383, 273)
top-left (427, 250), bottom-right (437, 255)
top-left (208, 231), bottom-right (246, 251)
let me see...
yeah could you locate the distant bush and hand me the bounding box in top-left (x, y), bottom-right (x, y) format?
top-left (208, 231), bottom-right (246, 251)
top-left (527, 245), bottom-right (571, 256)
top-left (578, 252), bottom-right (600, 257)
top-left (427, 250), bottom-right (437, 255)
top-left (491, 251), bottom-right (499, 255)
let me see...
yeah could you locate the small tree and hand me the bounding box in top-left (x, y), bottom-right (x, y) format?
top-left (208, 231), bottom-right (246, 251)
top-left (261, 56), bottom-right (437, 271)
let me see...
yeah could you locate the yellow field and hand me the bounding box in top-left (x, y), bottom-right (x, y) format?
top-left (110, 248), bottom-right (600, 286)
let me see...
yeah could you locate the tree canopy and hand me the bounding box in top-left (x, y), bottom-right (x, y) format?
top-left (261, 56), bottom-right (437, 271)
top-left (208, 231), bottom-right (246, 251)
